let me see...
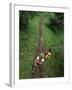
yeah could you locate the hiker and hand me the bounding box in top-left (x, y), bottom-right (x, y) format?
top-left (32, 52), bottom-right (44, 73)
top-left (44, 49), bottom-right (52, 59)
top-left (32, 49), bottom-right (52, 73)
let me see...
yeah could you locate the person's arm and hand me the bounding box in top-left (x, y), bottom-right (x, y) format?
top-left (41, 58), bottom-right (44, 62)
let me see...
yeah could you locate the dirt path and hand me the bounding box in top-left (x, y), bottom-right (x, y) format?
top-left (32, 16), bottom-right (46, 78)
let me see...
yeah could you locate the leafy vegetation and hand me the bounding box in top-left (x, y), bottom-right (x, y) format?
top-left (45, 13), bottom-right (64, 33)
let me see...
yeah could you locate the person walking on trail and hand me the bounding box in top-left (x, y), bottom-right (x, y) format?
top-left (32, 52), bottom-right (44, 73)
top-left (32, 49), bottom-right (52, 73)
top-left (44, 49), bottom-right (52, 59)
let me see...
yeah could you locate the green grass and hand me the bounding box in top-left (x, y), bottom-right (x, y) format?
top-left (19, 12), bottom-right (64, 79)
top-left (19, 16), bottom-right (40, 79)
top-left (43, 15), bottom-right (64, 77)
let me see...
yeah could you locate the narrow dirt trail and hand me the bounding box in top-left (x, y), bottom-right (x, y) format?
top-left (32, 16), bottom-right (46, 78)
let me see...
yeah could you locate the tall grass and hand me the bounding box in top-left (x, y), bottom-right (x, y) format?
top-left (19, 16), bottom-right (40, 79)
top-left (43, 14), bottom-right (64, 77)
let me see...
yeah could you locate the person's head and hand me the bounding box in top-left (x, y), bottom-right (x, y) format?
top-left (48, 49), bottom-right (52, 52)
top-left (39, 53), bottom-right (44, 59)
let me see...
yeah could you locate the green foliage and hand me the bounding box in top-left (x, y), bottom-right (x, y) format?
top-left (19, 16), bottom-right (40, 79)
top-left (19, 11), bottom-right (29, 32)
top-left (19, 11), bottom-right (38, 32)
top-left (45, 13), bottom-right (64, 33)
top-left (43, 20), bottom-right (64, 77)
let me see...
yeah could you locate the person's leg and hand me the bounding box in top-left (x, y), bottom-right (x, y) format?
top-left (32, 64), bottom-right (37, 73)
top-left (39, 64), bottom-right (44, 77)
